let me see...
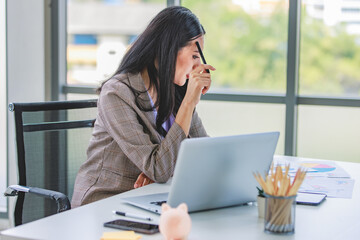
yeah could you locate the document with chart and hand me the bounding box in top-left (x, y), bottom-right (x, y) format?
top-left (275, 158), bottom-right (355, 198)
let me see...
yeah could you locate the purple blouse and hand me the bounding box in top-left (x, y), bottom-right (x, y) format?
top-left (147, 92), bottom-right (175, 134)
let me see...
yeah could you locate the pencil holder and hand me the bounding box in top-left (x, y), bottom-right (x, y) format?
top-left (257, 195), bottom-right (265, 218)
top-left (264, 194), bottom-right (296, 234)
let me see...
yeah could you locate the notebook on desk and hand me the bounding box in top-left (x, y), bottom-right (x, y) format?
top-left (122, 131), bottom-right (280, 214)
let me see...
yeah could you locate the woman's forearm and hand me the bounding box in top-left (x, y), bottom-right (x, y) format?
top-left (175, 100), bottom-right (196, 136)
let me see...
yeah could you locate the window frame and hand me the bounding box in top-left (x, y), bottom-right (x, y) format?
top-left (58, 0), bottom-right (360, 156)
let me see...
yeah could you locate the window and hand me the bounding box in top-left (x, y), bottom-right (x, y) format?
top-left (296, 0), bottom-right (360, 163)
top-left (181, 0), bottom-right (288, 155)
top-left (182, 0), bottom-right (289, 94)
top-left (197, 101), bottom-right (285, 155)
top-left (67, 0), bottom-right (166, 86)
top-left (300, 1), bottom-right (360, 97)
top-left (298, 105), bottom-right (360, 162)
top-left (62, 0), bottom-right (360, 162)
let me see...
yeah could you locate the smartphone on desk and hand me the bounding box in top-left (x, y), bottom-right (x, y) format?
top-left (296, 192), bottom-right (327, 206)
top-left (104, 219), bottom-right (159, 234)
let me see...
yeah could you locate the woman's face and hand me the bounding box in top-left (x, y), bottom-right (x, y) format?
top-left (174, 36), bottom-right (205, 86)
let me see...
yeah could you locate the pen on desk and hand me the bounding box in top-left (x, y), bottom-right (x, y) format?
top-left (195, 41), bottom-right (210, 73)
top-left (113, 211), bottom-right (153, 221)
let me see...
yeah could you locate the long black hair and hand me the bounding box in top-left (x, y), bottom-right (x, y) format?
top-left (98, 6), bottom-right (205, 137)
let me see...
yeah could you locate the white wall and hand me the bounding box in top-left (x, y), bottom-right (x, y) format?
top-left (6, 0), bottom-right (47, 227)
top-left (0, 0), bottom-right (8, 223)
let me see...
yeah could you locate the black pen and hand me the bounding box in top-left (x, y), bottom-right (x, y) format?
top-left (195, 41), bottom-right (210, 73)
top-left (113, 211), bottom-right (153, 221)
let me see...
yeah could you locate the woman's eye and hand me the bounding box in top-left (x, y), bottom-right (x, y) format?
top-left (192, 55), bottom-right (199, 60)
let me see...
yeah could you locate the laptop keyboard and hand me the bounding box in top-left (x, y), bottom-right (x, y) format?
top-left (150, 200), bottom-right (167, 206)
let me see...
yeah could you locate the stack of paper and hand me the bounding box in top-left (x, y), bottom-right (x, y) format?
top-left (100, 231), bottom-right (142, 240)
top-left (275, 158), bottom-right (355, 198)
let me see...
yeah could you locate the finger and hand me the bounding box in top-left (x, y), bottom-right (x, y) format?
top-left (147, 176), bottom-right (154, 184)
top-left (134, 179), bottom-right (141, 188)
top-left (189, 73), bottom-right (211, 83)
top-left (134, 173), bottom-right (145, 188)
top-left (202, 80), bottom-right (211, 95)
top-left (142, 174), bottom-right (155, 186)
top-left (194, 64), bottom-right (216, 73)
top-left (191, 72), bottom-right (211, 78)
top-left (141, 178), bottom-right (146, 187)
top-left (144, 178), bottom-right (151, 186)
top-left (203, 64), bottom-right (216, 71)
top-left (144, 178), bottom-right (153, 187)
top-left (202, 82), bottom-right (211, 95)
top-left (190, 75), bottom-right (211, 88)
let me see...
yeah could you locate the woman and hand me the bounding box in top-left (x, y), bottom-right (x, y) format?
top-left (71, 6), bottom-right (215, 207)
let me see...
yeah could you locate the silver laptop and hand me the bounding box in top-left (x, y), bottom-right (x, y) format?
top-left (122, 131), bottom-right (279, 214)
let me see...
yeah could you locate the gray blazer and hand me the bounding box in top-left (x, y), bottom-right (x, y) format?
top-left (71, 72), bottom-right (207, 207)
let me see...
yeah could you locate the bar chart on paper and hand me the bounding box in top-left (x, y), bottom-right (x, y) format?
top-left (283, 161), bottom-right (350, 178)
top-left (301, 163), bottom-right (335, 172)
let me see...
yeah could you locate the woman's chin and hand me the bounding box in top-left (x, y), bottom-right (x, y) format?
top-left (174, 79), bottom-right (187, 87)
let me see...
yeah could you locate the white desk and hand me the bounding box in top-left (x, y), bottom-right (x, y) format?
top-left (1, 155), bottom-right (360, 240)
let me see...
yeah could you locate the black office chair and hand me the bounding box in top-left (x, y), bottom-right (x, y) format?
top-left (4, 99), bottom-right (97, 226)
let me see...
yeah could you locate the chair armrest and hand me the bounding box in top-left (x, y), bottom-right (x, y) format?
top-left (4, 185), bottom-right (71, 213)
top-left (29, 187), bottom-right (71, 212)
top-left (4, 185), bottom-right (29, 196)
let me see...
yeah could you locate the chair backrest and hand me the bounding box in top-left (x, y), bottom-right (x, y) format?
top-left (9, 99), bottom-right (97, 225)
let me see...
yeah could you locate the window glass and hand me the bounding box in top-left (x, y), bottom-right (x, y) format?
top-left (182, 0), bottom-right (289, 94)
top-left (67, 93), bottom-right (98, 101)
top-left (299, 1), bottom-right (360, 96)
top-left (67, 0), bottom-right (165, 86)
top-left (66, 95), bottom-right (286, 155)
top-left (298, 105), bottom-right (360, 163)
top-left (196, 101), bottom-right (285, 155)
